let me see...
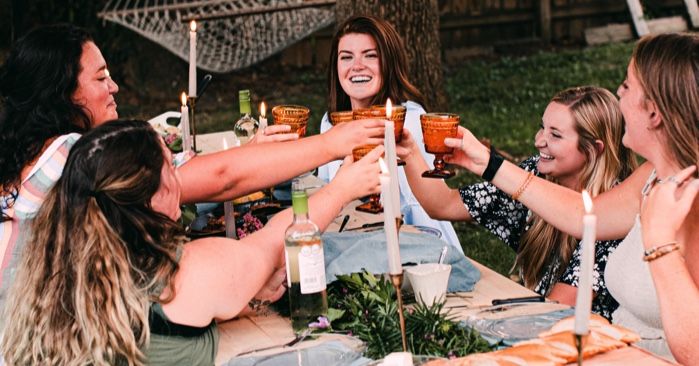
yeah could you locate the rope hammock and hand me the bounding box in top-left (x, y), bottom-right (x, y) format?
top-left (98, 0), bottom-right (336, 73)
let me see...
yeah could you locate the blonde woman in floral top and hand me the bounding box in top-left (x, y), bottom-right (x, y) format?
top-left (398, 86), bottom-right (637, 320)
top-left (459, 155), bottom-right (622, 319)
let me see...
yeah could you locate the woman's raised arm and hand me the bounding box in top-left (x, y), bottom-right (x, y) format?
top-left (178, 119), bottom-right (385, 203)
top-left (444, 126), bottom-right (649, 240)
top-left (640, 166), bottom-right (699, 364)
top-left (162, 146), bottom-right (384, 324)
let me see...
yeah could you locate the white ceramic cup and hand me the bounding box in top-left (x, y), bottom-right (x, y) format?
top-left (404, 263), bottom-right (451, 306)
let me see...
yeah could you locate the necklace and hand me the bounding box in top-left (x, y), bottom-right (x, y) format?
top-left (641, 170), bottom-right (680, 196)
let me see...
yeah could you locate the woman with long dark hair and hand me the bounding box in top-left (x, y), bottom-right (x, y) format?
top-left (318, 15), bottom-right (460, 250)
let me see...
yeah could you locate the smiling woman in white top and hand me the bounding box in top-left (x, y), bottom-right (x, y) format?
top-left (317, 15), bottom-right (460, 251)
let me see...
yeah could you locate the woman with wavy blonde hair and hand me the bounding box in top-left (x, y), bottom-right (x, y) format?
top-left (1, 119), bottom-right (382, 365)
top-left (398, 86), bottom-right (637, 320)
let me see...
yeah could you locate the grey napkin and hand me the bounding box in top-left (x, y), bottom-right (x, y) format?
top-left (322, 231), bottom-right (480, 292)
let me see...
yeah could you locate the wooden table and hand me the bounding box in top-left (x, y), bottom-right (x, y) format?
top-left (215, 256), bottom-right (676, 365)
top-left (215, 181), bottom-right (675, 365)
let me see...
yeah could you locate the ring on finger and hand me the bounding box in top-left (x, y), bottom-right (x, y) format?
top-left (657, 175), bottom-right (680, 185)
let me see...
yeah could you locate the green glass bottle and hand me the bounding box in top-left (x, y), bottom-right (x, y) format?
top-left (233, 89), bottom-right (258, 144)
top-left (284, 179), bottom-right (328, 333)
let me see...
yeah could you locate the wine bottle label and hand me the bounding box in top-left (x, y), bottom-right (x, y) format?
top-left (298, 244), bottom-right (326, 294)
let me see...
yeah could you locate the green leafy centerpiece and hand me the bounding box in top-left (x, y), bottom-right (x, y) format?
top-left (326, 271), bottom-right (493, 360)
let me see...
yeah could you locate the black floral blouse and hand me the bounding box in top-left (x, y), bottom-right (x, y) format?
top-left (458, 156), bottom-right (620, 320)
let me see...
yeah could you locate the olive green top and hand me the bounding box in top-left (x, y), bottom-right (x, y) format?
top-left (145, 302), bottom-right (219, 366)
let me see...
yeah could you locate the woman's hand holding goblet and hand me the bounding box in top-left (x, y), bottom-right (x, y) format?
top-left (249, 124), bottom-right (299, 144)
top-left (323, 118), bottom-right (385, 159)
top-left (443, 126), bottom-right (490, 177)
top-left (330, 145), bottom-right (384, 204)
top-left (395, 128), bottom-right (422, 162)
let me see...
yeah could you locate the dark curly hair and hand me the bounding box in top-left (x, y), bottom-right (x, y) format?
top-left (0, 24), bottom-right (93, 220)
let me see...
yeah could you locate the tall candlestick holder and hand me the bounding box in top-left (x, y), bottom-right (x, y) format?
top-left (390, 216), bottom-right (407, 352)
top-left (390, 273), bottom-right (408, 352)
top-left (574, 333), bottom-right (583, 365)
top-left (188, 96), bottom-right (198, 152)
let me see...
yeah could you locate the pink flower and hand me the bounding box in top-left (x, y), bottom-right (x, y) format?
top-left (237, 212), bottom-right (264, 238)
top-left (308, 316), bottom-right (330, 329)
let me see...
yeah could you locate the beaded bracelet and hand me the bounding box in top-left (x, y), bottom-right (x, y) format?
top-left (481, 147), bottom-right (504, 181)
top-left (642, 242), bottom-right (680, 262)
top-left (512, 172), bottom-right (534, 201)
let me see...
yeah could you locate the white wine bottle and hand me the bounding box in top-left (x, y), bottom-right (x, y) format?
top-left (233, 89), bottom-right (258, 144)
top-left (284, 179), bottom-right (328, 333)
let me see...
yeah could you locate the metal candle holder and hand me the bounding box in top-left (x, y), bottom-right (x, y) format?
top-left (574, 333), bottom-right (583, 365)
top-left (187, 96), bottom-right (198, 152)
top-left (390, 216), bottom-right (408, 352)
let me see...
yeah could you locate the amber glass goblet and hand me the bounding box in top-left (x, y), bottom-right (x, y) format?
top-left (355, 106), bottom-right (407, 167)
top-left (329, 110), bottom-right (354, 126)
top-left (420, 113), bottom-right (459, 179)
top-left (350, 144), bottom-right (382, 214)
top-left (272, 105), bottom-right (310, 137)
top-left (370, 104), bottom-right (407, 144)
top-left (370, 105), bottom-right (407, 165)
top-left (351, 108), bottom-right (385, 214)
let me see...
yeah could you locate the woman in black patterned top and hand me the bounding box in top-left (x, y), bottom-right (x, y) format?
top-left (398, 86), bottom-right (638, 320)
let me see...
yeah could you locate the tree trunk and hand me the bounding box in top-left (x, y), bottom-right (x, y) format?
top-left (335, 0), bottom-right (448, 112)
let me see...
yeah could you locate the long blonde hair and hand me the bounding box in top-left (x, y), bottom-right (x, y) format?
top-left (1, 120), bottom-right (185, 365)
top-left (633, 32), bottom-right (699, 171)
top-left (516, 86), bottom-right (638, 290)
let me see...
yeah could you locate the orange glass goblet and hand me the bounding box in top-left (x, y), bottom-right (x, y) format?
top-left (351, 144), bottom-right (382, 214)
top-left (370, 104), bottom-right (407, 144)
top-left (352, 108), bottom-right (385, 214)
top-left (420, 113), bottom-right (459, 179)
top-left (329, 110), bottom-right (354, 126)
top-left (370, 105), bottom-right (407, 166)
top-left (355, 106), bottom-right (407, 167)
top-left (272, 105), bottom-right (310, 137)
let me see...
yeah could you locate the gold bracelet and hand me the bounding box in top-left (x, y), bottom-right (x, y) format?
top-left (643, 242), bottom-right (680, 262)
top-left (512, 172), bottom-right (534, 201)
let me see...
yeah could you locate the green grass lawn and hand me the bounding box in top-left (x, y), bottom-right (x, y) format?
top-left (196, 41), bottom-right (634, 276)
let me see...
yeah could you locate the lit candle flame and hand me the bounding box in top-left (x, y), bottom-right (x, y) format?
top-left (180, 92), bottom-right (187, 106)
top-left (105, 69), bottom-right (110, 78)
top-left (222, 138), bottom-right (229, 151)
top-left (582, 190), bottom-right (593, 214)
top-left (190, 20), bottom-right (197, 32)
top-left (379, 157), bottom-right (388, 174)
top-left (260, 101), bottom-right (266, 118)
top-left (386, 98), bottom-right (393, 119)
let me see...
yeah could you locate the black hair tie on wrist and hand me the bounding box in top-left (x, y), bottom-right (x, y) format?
top-left (481, 147), bottom-right (504, 181)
